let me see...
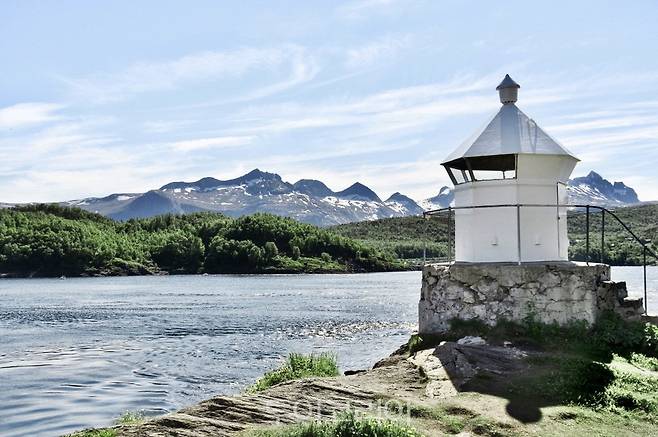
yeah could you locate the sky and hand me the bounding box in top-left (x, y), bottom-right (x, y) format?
top-left (3, 0), bottom-right (658, 203)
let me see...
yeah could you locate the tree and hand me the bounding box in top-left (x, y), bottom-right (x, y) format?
top-left (151, 231), bottom-right (205, 273)
top-left (264, 241), bottom-right (279, 260)
top-left (291, 245), bottom-right (301, 260)
top-left (205, 237), bottom-right (263, 272)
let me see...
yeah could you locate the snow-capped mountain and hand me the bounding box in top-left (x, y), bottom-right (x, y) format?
top-left (62, 169), bottom-right (424, 226)
top-left (385, 193), bottom-right (425, 215)
top-left (8, 169), bottom-right (640, 225)
top-left (419, 186), bottom-right (455, 210)
top-left (567, 171), bottom-right (640, 207)
top-left (416, 171), bottom-right (641, 211)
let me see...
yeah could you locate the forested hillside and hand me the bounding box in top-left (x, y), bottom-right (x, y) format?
top-left (331, 204), bottom-right (658, 266)
top-left (0, 205), bottom-right (401, 277)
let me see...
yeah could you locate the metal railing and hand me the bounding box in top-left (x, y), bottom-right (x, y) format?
top-left (423, 203), bottom-right (657, 314)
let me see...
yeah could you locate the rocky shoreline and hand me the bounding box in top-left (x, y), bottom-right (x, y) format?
top-left (74, 334), bottom-right (658, 436)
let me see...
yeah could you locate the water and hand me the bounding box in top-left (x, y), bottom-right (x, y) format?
top-left (0, 272), bottom-right (421, 437)
top-left (611, 266), bottom-right (658, 314)
top-left (1, 268), bottom-right (656, 437)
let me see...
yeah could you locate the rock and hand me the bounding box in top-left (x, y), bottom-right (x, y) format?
top-left (457, 336), bottom-right (486, 346)
top-left (344, 369), bottom-right (367, 376)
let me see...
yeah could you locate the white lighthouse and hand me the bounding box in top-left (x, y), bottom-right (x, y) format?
top-left (441, 74), bottom-right (579, 263)
top-left (419, 75), bottom-right (645, 333)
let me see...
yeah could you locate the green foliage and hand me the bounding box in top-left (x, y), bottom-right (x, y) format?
top-left (591, 312), bottom-right (658, 358)
top-left (291, 245), bottom-right (301, 260)
top-left (406, 312), bottom-right (658, 362)
top-left (264, 241), bottom-right (279, 259)
top-left (249, 352), bottom-right (340, 392)
top-left (150, 231), bottom-right (204, 273)
top-left (250, 411), bottom-right (421, 437)
top-left (0, 205), bottom-right (400, 276)
top-left (628, 352), bottom-right (658, 371)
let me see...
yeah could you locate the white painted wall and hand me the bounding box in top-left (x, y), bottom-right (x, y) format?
top-left (453, 154), bottom-right (577, 263)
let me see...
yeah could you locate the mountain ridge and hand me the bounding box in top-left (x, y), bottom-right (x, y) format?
top-left (5, 169), bottom-right (643, 226)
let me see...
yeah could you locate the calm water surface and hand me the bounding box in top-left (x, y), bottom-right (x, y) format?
top-left (0, 272), bottom-right (420, 437)
top-left (1, 267), bottom-right (656, 437)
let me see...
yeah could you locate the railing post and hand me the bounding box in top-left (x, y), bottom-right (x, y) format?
top-left (642, 243), bottom-right (649, 315)
top-left (601, 210), bottom-right (605, 264)
top-left (516, 204), bottom-right (522, 265)
top-left (448, 208), bottom-right (453, 263)
top-left (585, 205), bottom-right (590, 265)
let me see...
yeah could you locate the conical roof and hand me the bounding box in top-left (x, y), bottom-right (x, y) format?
top-left (442, 95), bottom-right (578, 166)
top-left (496, 74), bottom-right (520, 90)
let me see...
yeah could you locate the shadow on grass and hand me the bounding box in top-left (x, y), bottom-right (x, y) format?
top-left (407, 313), bottom-right (657, 424)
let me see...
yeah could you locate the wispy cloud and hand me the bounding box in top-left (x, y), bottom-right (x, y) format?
top-left (0, 102), bottom-right (65, 130)
top-left (345, 34), bottom-right (413, 68)
top-left (168, 135), bottom-right (254, 152)
top-left (60, 46), bottom-right (316, 103)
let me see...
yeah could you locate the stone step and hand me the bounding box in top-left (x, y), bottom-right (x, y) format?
top-left (601, 280), bottom-right (628, 299)
top-left (619, 297), bottom-right (644, 309)
top-left (642, 314), bottom-right (658, 324)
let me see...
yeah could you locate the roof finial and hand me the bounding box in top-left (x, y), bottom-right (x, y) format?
top-left (496, 74), bottom-right (520, 104)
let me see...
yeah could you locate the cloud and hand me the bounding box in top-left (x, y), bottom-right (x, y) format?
top-left (345, 35), bottom-right (413, 68)
top-left (60, 46), bottom-right (315, 103)
top-left (168, 135), bottom-right (254, 152)
top-left (0, 102), bottom-right (65, 130)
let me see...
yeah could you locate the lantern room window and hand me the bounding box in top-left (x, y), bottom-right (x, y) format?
top-left (443, 154), bottom-right (517, 185)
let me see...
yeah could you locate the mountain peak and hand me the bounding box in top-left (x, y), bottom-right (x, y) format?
top-left (386, 192), bottom-right (411, 202)
top-left (293, 179), bottom-right (333, 197)
top-left (384, 192), bottom-right (424, 215)
top-left (570, 171), bottom-right (640, 205)
top-left (336, 182), bottom-right (381, 202)
top-left (242, 168), bottom-right (278, 181)
top-left (585, 171), bottom-right (604, 181)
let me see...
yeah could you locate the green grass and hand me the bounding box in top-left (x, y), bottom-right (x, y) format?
top-left (629, 352), bottom-right (658, 371)
top-left (249, 352), bottom-right (340, 392)
top-left (65, 429), bottom-right (116, 437)
top-left (114, 410), bottom-right (145, 425)
top-left (404, 312), bottom-right (658, 359)
top-left (384, 400), bottom-right (514, 436)
top-left (247, 411), bottom-right (422, 437)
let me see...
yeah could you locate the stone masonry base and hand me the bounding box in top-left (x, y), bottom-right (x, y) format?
top-left (419, 262), bottom-right (644, 334)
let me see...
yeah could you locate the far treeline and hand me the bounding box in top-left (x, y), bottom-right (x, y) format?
top-left (0, 204), bottom-right (403, 277)
top-left (330, 203), bottom-right (658, 266)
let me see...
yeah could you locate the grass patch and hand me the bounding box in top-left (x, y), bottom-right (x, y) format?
top-left (513, 354), bottom-right (658, 417)
top-left (404, 312), bottom-right (658, 361)
top-left (249, 352), bottom-right (340, 392)
top-left (247, 411), bottom-right (421, 436)
top-left (629, 352), bottom-right (658, 371)
top-left (384, 400), bottom-right (515, 436)
top-left (65, 430), bottom-right (116, 437)
top-left (114, 410), bottom-right (145, 425)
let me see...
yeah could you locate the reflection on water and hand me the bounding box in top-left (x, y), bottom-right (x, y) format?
top-left (0, 272), bottom-right (420, 437)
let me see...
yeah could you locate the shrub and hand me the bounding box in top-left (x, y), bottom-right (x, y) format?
top-left (150, 231), bottom-right (204, 273)
top-left (291, 245), bottom-right (301, 260)
top-left (250, 411), bottom-right (422, 437)
top-left (205, 237), bottom-right (263, 272)
top-left (264, 241), bottom-right (279, 260)
top-left (250, 353), bottom-right (339, 392)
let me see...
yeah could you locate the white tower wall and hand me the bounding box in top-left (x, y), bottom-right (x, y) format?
top-left (453, 154), bottom-right (577, 263)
